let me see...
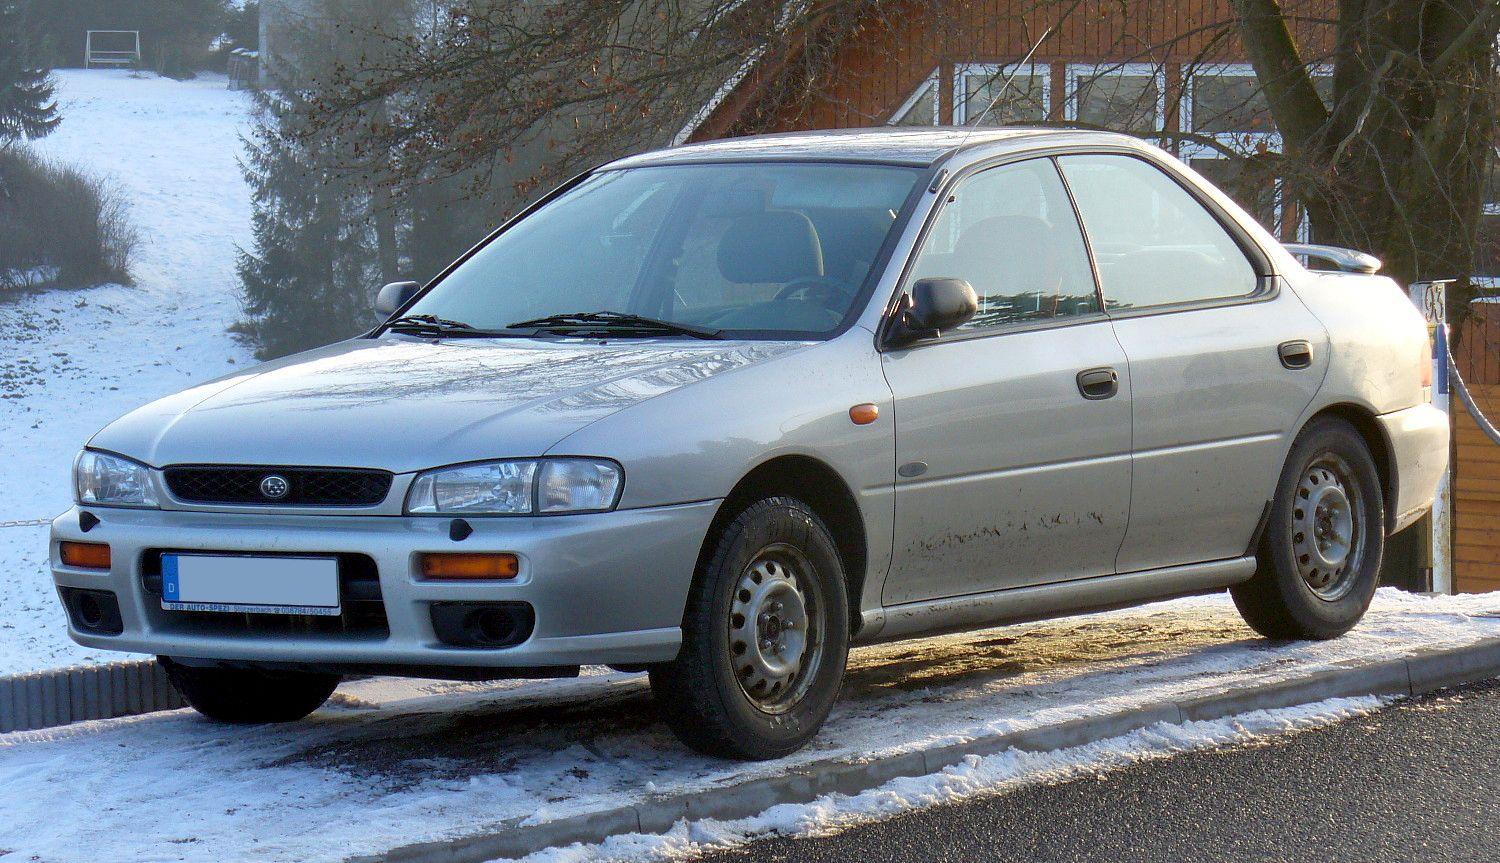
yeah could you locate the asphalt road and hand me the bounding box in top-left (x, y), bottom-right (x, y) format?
top-left (701, 679), bottom-right (1500, 863)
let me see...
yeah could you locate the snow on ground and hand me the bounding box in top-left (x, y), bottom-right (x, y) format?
top-left (0, 70), bottom-right (253, 673)
top-left (2, 589), bottom-right (1498, 863)
top-left (524, 695), bottom-right (1388, 863)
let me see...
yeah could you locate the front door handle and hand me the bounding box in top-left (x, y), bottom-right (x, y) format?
top-left (1076, 367), bottom-right (1119, 400)
top-left (1279, 340), bottom-right (1314, 370)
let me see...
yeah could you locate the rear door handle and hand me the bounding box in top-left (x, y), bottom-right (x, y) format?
top-left (1279, 340), bottom-right (1313, 370)
top-left (1076, 367), bottom-right (1119, 400)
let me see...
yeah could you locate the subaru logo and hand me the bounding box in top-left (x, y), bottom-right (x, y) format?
top-left (259, 475), bottom-right (290, 500)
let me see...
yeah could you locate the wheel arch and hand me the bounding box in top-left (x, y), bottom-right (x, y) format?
top-left (1302, 403), bottom-right (1398, 533)
top-left (705, 455), bottom-right (869, 636)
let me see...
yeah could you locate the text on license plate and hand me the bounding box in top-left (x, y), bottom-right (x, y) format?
top-left (161, 554), bottom-right (340, 616)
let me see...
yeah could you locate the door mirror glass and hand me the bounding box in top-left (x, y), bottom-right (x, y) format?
top-left (887, 277), bottom-right (978, 347)
top-left (374, 281), bottom-right (420, 317)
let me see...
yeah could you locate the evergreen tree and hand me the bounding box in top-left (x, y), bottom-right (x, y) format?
top-left (236, 85), bottom-right (386, 359)
top-left (237, 0), bottom-right (519, 359)
top-left (0, 1), bottom-right (59, 144)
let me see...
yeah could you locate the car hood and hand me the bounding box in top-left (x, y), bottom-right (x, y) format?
top-left (90, 336), bottom-right (807, 472)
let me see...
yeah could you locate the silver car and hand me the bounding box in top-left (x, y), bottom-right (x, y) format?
top-left (52, 129), bottom-right (1448, 759)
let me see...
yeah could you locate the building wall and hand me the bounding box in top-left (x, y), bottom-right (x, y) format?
top-left (701, 0), bottom-right (1336, 135)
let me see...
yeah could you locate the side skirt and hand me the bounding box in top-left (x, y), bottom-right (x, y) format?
top-left (854, 556), bottom-right (1257, 645)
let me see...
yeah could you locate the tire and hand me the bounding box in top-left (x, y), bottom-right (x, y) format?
top-left (160, 657), bottom-right (340, 723)
top-left (1232, 417), bottom-right (1386, 640)
top-left (650, 496), bottom-right (850, 760)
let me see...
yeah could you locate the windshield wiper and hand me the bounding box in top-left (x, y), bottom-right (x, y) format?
top-left (383, 314), bottom-right (519, 338)
top-left (508, 311), bottom-right (723, 340)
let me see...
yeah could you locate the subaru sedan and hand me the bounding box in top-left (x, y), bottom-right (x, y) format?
top-left (52, 128), bottom-right (1448, 759)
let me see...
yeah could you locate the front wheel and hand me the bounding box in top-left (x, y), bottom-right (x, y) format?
top-left (161, 657), bottom-right (340, 723)
top-left (1232, 417), bottom-right (1385, 640)
top-left (650, 496), bottom-right (850, 760)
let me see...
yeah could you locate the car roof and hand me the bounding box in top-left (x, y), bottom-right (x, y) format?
top-left (603, 127), bottom-right (1140, 170)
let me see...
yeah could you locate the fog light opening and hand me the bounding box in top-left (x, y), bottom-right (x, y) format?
top-left (77, 592), bottom-right (104, 628)
top-left (60, 588), bottom-right (124, 635)
top-left (429, 601), bottom-right (535, 649)
top-left (472, 608), bottom-right (517, 644)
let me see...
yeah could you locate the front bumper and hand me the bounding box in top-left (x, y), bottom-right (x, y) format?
top-left (49, 500), bottom-right (719, 670)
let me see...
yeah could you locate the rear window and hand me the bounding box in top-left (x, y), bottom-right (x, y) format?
top-left (1058, 154), bottom-right (1259, 310)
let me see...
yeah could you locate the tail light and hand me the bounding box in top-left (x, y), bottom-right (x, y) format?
top-left (1422, 329), bottom-right (1434, 389)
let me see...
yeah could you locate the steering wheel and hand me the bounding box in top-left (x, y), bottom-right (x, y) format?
top-left (772, 277), bottom-right (854, 306)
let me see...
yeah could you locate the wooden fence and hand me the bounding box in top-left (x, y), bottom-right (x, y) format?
top-left (1453, 305), bottom-right (1500, 592)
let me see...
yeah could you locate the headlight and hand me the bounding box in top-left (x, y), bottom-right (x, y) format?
top-left (75, 450), bottom-right (159, 508)
top-left (405, 458), bottom-right (622, 515)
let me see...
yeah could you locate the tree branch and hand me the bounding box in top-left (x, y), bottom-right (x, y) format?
top-left (1228, 0), bottom-right (1330, 155)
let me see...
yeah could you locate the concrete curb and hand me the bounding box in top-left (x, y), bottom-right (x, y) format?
top-left (0, 659), bottom-right (183, 733)
top-left (352, 637), bottom-right (1500, 863)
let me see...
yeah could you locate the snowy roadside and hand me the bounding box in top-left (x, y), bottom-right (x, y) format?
top-left (518, 695), bottom-right (1387, 863)
top-left (0, 70), bottom-right (254, 673)
top-left (2, 589), bottom-right (1498, 863)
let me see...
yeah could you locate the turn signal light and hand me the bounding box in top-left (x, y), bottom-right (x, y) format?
top-left (849, 403), bottom-right (879, 425)
top-left (60, 541), bottom-right (111, 569)
top-left (419, 552), bottom-right (519, 580)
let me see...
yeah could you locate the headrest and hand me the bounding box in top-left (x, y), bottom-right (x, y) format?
top-left (717, 210), bottom-right (825, 284)
top-left (703, 186), bottom-right (771, 216)
top-left (951, 215), bottom-right (1059, 295)
top-left (954, 215), bottom-right (1053, 259)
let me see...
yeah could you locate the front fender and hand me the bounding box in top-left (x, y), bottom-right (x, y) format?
top-left (546, 330), bottom-right (896, 605)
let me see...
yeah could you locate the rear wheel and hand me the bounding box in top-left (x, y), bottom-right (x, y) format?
top-left (1232, 417), bottom-right (1385, 640)
top-left (161, 657), bottom-right (340, 723)
top-left (650, 496), bottom-right (850, 760)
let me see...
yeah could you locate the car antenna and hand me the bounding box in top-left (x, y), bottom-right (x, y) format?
top-left (957, 25), bottom-right (1055, 149)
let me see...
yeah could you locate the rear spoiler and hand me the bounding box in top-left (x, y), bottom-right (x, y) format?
top-left (1283, 243), bottom-right (1382, 274)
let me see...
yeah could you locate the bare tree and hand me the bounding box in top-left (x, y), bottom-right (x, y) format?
top-left (276, 0), bottom-right (1498, 324)
top-left (1230, 0), bottom-right (1499, 325)
top-left (286, 0), bottom-right (889, 208)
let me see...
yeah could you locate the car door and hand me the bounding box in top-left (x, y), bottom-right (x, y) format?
top-left (881, 157), bottom-right (1133, 606)
top-left (1056, 153), bottom-right (1328, 573)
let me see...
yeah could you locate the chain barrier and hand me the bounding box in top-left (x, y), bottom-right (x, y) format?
top-left (1448, 340), bottom-right (1500, 446)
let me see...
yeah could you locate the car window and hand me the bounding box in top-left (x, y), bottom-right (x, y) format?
top-left (1057, 154), bottom-right (1258, 310)
top-left (403, 162), bottom-right (921, 338)
top-left (908, 158), bottom-right (1099, 333)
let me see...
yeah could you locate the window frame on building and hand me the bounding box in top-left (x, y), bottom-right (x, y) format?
top-left (1178, 63), bottom-right (1333, 241)
top-left (952, 61), bottom-right (1053, 126)
top-left (1064, 62), bottom-right (1168, 131)
top-left (888, 69), bottom-right (941, 126)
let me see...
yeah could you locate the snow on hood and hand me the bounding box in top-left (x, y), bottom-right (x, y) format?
top-left (87, 336), bottom-right (806, 472)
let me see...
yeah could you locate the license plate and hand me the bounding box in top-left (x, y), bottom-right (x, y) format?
top-left (161, 554), bottom-right (341, 616)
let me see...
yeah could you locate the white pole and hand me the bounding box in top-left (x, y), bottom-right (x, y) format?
top-left (1410, 281), bottom-right (1453, 594)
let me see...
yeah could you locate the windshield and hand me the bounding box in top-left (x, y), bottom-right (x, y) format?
top-left (399, 162), bottom-right (924, 338)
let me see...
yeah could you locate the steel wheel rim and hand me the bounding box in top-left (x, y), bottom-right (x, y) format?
top-left (728, 543), bottom-right (824, 714)
top-left (1292, 453), bottom-right (1363, 601)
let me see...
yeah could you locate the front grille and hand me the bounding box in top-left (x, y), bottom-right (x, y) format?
top-left (140, 551), bottom-right (389, 637)
top-left (163, 465), bottom-right (392, 506)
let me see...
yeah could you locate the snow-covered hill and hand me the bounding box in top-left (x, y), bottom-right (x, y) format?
top-left (0, 70), bottom-right (254, 673)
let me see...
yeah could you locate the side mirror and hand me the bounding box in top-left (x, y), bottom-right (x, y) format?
top-left (374, 280), bottom-right (420, 317)
top-left (885, 277), bottom-right (978, 348)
